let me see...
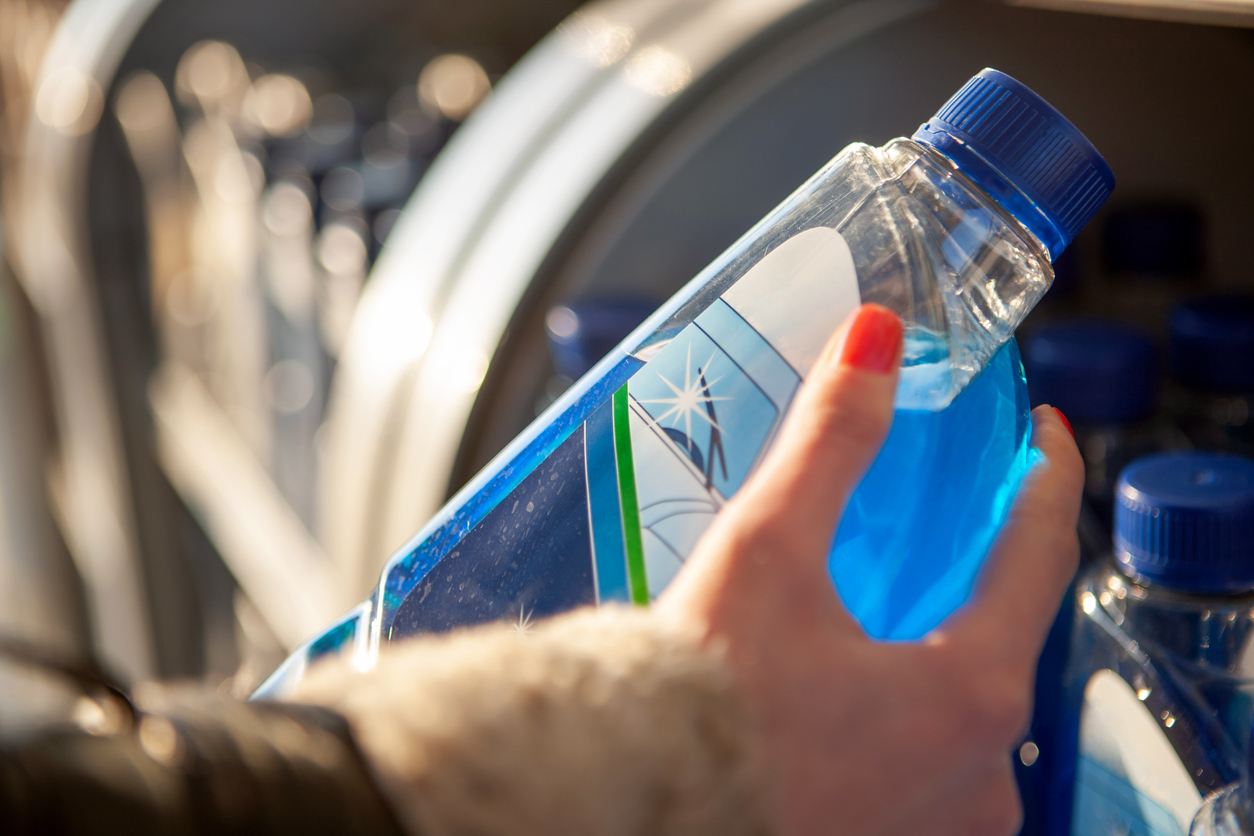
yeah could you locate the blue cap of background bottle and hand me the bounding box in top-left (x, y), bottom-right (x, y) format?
top-left (546, 300), bottom-right (656, 379)
top-left (1115, 452), bottom-right (1254, 593)
top-left (1169, 296), bottom-right (1254, 394)
top-left (913, 68), bottom-right (1115, 262)
top-left (1023, 320), bottom-right (1156, 424)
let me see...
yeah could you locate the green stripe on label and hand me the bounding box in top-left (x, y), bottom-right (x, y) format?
top-left (612, 385), bottom-right (649, 606)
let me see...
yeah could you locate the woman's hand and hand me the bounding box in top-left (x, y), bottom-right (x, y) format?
top-left (658, 304), bottom-right (1085, 836)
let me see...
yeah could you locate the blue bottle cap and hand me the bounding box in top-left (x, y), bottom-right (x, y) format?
top-left (1023, 320), bottom-right (1156, 424)
top-left (913, 69), bottom-right (1115, 261)
top-left (1169, 295), bottom-right (1254, 394)
top-left (1115, 452), bottom-right (1254, 593)
top-left (546, 300), bottom-right (656, 379)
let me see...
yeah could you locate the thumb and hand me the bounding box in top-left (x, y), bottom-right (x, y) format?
top-left (730, 303), bottom-right (903, 558)
top-left (939, 404), bottom-right (1084, 664)
top-left (656, 304), bottom-right (899, 633)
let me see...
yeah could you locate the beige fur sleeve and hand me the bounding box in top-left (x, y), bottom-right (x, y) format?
top-left (292, 606), bottom-right (772, 836)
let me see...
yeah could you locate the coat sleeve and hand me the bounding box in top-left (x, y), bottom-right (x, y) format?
top-left (293, 605), bottom-right (773, 836)
top-left (0, 688), bottom-right (407, 836)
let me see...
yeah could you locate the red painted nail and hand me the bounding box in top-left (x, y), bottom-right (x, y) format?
top-left (1054, 407), bottom-right (1075, 439)
top-left (840, 304), bottom-right (902, 374)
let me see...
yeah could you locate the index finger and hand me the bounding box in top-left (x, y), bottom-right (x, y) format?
top-left (938, 405), bottom-right (1085, 660)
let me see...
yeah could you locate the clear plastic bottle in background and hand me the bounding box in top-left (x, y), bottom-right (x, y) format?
top-left (1024, 320), bottom-right (1184, 551)
top-left (1169, 296), bottom-right (1254, 458)
top-left (1051, 452), bottom-right (1254, 836)
top-left (1018, 320), bottom-right (1179, 836)
top-left (1192, 742), bottom-right (1254, 836)
top-left (539, 300), bottom-right (658, 414)
top-left (257, 68), bottom-right (1114, 695)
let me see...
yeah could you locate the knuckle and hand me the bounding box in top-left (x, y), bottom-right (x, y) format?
top-left (820, 386), bottom-right (891, 449)
top-left (715, 508), bottom-right (796, 565)
top-left (1040, 527), bottom-right (1081, 584)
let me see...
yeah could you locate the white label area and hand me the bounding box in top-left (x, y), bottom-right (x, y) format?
top-left (623, 226), bottom-right (860, 597)
top-left (1072, 669), bottom-right (1202, 836)
top-left (720, 227), bottom-right (861, 378)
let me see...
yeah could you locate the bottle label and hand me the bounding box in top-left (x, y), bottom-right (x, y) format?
top-left (388, 227), bottom-right (859, 634)
top-left (600, 227), bottom-right (860, 600)
top-left (1072, 669), bottom-right (1202, 836)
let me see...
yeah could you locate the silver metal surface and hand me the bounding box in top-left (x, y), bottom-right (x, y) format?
top-left (1009, 0), bottom-right (1254, 28)
top-left (11, 0), bottom-right (165, 682)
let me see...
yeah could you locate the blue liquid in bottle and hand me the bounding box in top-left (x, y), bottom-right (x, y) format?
top-left (833, 339), bottom-right (1036, 640)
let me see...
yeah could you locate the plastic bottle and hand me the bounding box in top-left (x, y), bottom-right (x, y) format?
top-left (257, 68), bottom-right (1114, 695)
top-left (1051, 452), bottom-right (1254, 836)
top-left (1192, 759), bottom-right (1253, 836)
top-left (1169, 296), bottom-right (1254, 457)
top-left (1024, 320), bottom-right (1182, 546)
top-left (1019, 320), bottom-right (1172, 836)
top-left (539, 300), bottom-right (657, 414)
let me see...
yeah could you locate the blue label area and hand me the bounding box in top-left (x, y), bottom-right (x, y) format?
top-left (377, 353), bottom-right (642, 631)
top-left (390, 426), bottom-right (595, 638)
top-left (694, 300), bottom-right (800, 409)
top-left (627, 323), bottom-right (778, 500)
top-left (1072, 755), bottom-right (1186, 836)
top-left (586, 399), bottom-right (630, 604)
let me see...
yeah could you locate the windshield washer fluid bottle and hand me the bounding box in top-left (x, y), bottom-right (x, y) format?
top-left (1170, 296), bottom-right (1254, 459)
top-left (1025, 320), bottom-right (1185, 546)
top-left (1018, 320), bottom-right (1180, 836)
top-left (1051, 452), bottom-right (1254, 836)
top-left (257, 68), bottom-right (1115, 696)
top-left (1192, 723), bottom-right (1254, 836)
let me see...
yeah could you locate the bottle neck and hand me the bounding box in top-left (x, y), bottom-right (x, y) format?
top-left (911, 129), bottom-right (1067, 261)
top-left (1192, 783), bottom-right (1254, 836)
top-left (898, 139), bottom-right (1053, 268)
top-left (1087, 560), bottom-right (1254, 676)
top-left (1103, 559), bottom-right (1254, 602)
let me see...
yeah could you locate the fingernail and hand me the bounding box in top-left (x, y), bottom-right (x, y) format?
top-left (1053, 407), bottom-right (1075, 439)
top-left (839, 304), bottom-right (902, 374)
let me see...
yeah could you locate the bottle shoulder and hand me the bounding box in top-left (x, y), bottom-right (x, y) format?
top-left (1191, 784), bottom-right (1252, 836)
top-left (1083, 561), bottom-right (1254, 614)
top-left (1078, 559), bottom-right (1254, 682)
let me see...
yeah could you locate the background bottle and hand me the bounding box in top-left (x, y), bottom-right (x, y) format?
top-left (1192, 754), bottom-right (1253, 836)
top-left (540, 300), bottom-right (658, 415)
top-left (1024, 320), bottom-right (1184, 551)
top-left (1169, 296), bottom-right (1254, 457)
top-left (1051, 452), bottom-right (1254, 836)
top-left (258, 68), bottom-right (1114, 694)
top-left (1019, 320), bottom-right (1175, 836)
